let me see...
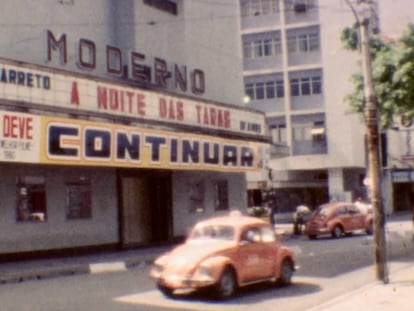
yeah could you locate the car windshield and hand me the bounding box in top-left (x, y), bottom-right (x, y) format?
top-left (314, 206), bottom-right (330, 216)
top-left (189, 225), bottom-right (236, 241)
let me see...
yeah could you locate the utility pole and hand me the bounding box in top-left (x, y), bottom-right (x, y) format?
top-left (346, 0), bottom-right (389, 283)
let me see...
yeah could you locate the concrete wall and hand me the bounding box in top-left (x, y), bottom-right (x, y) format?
top-left (0, 164), bottom-right (118, 253)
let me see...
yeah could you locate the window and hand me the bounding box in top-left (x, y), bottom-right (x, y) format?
top-left (189, 181), bottom-right (205, 213)
top-left (243, 42), bottom-right (253, 59)
top-left (292, 124), bottom-right (312, 141)
top-left (312, 76), bottom-right (322, 94)
top-left (245, 83), bottom-right (255, 101)
top-left (276, 80), bottom-right (285, 98)
top-left (261, 226), bottom-right (276, 242)
top-left (290, 78), bottom-right (300, 96)
top-left (66, 177), bottom-right (92, 219)
top-left (263, 39), bottom-right (273, 56)
top-left (245, 78), bottom-right (284, 101)
top-left (274, 38), bottom-right (282, 54)
top-left (285, 0), bottom-right (316, 12)
top-left (254, 40), bottom-right (263, 57)
top-left (266, 81), bottom-right (275, 99)
top-left (311, 121), bottom-right (326, 142)
top-left (298, 34), bottom-right (309, 52)
top-left (290, 74), bottom-right (323, 96)
top-left (309, 33), bottom-right (319, 51)
top-left (256, 82), bottom-right (265, 100)
top-left (293, 121), bottom-right (326, 143)
top-left (215, 180), bottom-right (229, 211)
top-left (16, 176), bottom-right (47, 222)
top-left (270, 124), bottom-right (287, 144)
top-left (143, 0), bottom-right (177, 15)
top-left (287, 28), bottom-right (320, 53)
top-left (243, 34), bottom-right (281, 59)
top-left (242, 227), bottom-right (261, 243)
top-left (241, 0), bottom-right (280, 17)
top-left (301, 78), bottom-right (311, 95)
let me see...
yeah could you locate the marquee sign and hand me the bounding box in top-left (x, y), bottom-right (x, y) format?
top-left (0, 59), bottom-right (266, 137)
top-left (0, 110), bottom-right (263, 172)
top-left (41, 116), bottom-right (262, 172)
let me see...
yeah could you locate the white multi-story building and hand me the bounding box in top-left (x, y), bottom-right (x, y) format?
top-left (240, 0), bottom-right (398, 213)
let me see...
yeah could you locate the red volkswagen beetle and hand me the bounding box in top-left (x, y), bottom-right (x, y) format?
top-left (150, 211), bottom-right (297, 300)
top-left (305, 202), bottom-right (373, 239)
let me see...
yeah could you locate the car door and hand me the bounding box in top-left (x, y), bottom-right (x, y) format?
top-left (348, 205), bottom-right (364, 230)
top-left (336, 206), bottom-right (352, 231)
top-left (238, 226), bottom-right (274, 282)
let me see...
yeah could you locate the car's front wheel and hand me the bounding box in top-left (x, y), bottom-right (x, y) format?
top-left (214, 267), bottom-right (237, 300)
top-left (276, 259), bottom-right (294, 286)
top-left (332, 225), bottom-right (343, 238)
top-left (157, 284), bottom-right (175, 298)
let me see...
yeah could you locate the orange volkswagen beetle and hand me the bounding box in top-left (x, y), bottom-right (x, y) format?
top-left (305, 202), bottom-right (374, 239)
top-left (150, 211), bottom-right (297, 300)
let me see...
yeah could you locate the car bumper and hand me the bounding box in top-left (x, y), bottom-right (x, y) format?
top-left (151, 271), bottom-right (216, 290)
top-left (306, 227), bottom-right (329, 235)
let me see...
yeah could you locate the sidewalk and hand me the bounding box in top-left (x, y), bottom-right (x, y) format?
top-left (310, 262), bottom-right (414, 311)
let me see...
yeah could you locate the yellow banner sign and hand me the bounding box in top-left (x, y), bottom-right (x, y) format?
top-left (40, 116), bottom-right (263, 172)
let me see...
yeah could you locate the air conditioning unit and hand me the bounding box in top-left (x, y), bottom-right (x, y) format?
top-left (294, 2), bottom-right (307, 13)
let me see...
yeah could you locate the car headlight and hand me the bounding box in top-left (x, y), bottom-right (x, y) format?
top-left (195, 265), bottom-right (212, 278)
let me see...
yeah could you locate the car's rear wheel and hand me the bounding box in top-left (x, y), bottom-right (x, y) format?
top-left (214, 267), bottom-right (237, 300)
top-left (332, 225), bottom-right (343, 238)
top-left (308, 234), bottom-right (317, 240)
top-left (276, 259), bottom-right (293, 286)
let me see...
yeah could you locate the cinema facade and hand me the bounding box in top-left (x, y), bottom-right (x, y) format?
top-left (0, 55), bottom-right (267, 259)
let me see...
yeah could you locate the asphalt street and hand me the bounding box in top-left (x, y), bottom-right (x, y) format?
top-left (0, 216), bottom-right (411, 311)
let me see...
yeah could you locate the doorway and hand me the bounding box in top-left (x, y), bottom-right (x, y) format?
top-left (393, 183), bottom-right (413, 212)
top-left (119, 170), bottom-right (172, 247)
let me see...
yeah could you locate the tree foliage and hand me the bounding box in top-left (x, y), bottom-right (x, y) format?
top-left (341, 23), bottom-right (414, 129)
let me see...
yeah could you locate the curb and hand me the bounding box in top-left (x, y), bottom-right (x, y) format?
top-left (0, 256), bottom-right (157, 285)
top-left (0, 264), bottom-right (90, 284)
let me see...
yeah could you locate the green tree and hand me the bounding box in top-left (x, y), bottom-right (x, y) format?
top-left (342, 22), bottom-right (414, 241)
top-left (341, 23), bottom-right (414, 129)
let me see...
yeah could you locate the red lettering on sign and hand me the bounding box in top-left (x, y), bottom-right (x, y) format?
top-left (3, 115), bottom-right (33, 139)
top-left (159, 98), bottom-right (184, 121)
top-left (97, 86), bottom-right (146, 116)
top-left (195, 105), bottom-right (231, 129)
top-left (71, 81), bottom-right (80, 105)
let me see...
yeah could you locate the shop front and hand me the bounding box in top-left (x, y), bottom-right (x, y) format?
top-left (0, 58), bottom-right (267, 259)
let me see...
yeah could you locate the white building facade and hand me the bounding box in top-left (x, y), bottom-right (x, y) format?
top-left (240, 0), bottom-right (382, 213)
top-left (0, 0), bottom-right (268, 259)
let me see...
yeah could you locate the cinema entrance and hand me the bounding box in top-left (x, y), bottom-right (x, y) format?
top-left (118, 170), bottom-right (173, 247)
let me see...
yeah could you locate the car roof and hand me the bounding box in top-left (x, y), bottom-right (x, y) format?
top-left (194, 211), bottom-right (268, 229)
top-left (321, 202), bottom-right (354, 208)
top-left (320, 202), bottom-right (355, 210)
